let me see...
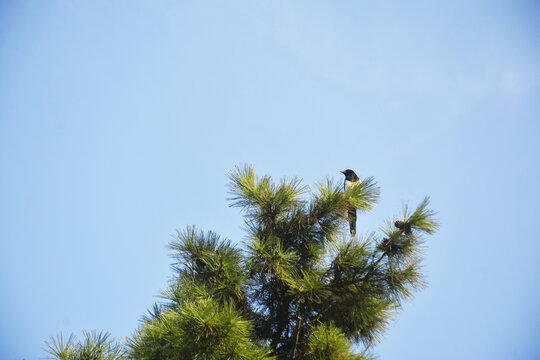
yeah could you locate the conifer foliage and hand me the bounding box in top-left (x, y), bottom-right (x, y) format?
top-left (44, 330), bottom-right (126, 360)
top-left (46, 165), bottom-right (438, 359)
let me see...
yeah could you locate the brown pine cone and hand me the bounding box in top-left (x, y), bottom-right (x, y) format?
top-left (394, 220), bottom-right (412, 235)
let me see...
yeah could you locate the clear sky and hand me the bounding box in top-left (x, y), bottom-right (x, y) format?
top-left (1, 1), bottom-right (539, 359)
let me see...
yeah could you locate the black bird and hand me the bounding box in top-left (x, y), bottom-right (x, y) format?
top-left (341, 169), bottom-right (360, 237)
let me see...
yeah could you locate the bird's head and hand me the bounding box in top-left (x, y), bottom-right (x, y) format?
top-left (341, 169), bottom-right (359, 182)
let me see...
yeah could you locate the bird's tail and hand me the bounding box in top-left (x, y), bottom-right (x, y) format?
top-left (348, 208), bottom-right (357, 237)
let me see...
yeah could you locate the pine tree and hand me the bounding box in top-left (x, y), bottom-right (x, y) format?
top-left (45, 165), bottom-right (438, 359)
top-left (126, 165), bottom-right (438, 359)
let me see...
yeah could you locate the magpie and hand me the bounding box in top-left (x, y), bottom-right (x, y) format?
top-left (341, 169), bottom-right (360, 237)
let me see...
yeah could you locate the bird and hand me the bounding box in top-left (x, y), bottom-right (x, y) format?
top-left (341, 169), bottom-right (360, 237)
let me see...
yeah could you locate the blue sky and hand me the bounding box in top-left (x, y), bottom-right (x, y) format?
top-left (1, 1), bottom-right (539, 359)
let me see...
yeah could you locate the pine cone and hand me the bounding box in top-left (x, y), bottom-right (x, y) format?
top-left (394, 220), bottom-right (412, 236)
top-left (383, 237), bottom-right (392, 249)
